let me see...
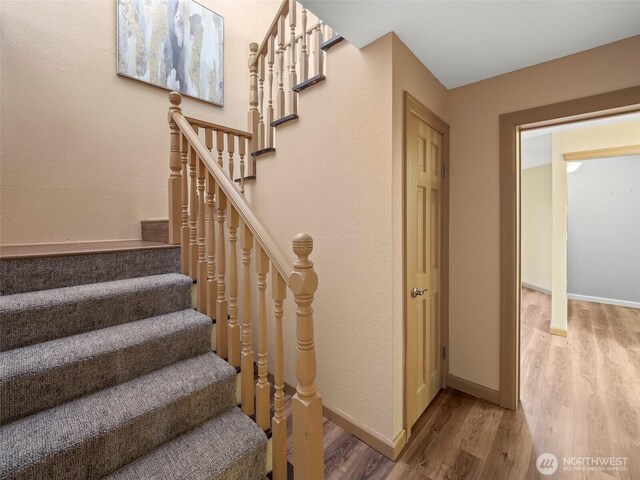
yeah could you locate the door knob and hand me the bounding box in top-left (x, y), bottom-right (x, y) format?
top-left (411, 287), bottom-right (428, 298)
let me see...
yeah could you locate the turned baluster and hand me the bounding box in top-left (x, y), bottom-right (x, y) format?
top-left (288, 1), bottom-right (298, 115)
top-left (258, 54), bottom-right (265, 151)
top-left (300, 8), bottom-right (308, 82)
top-left (180, 134), bottom-right (189, 274)
top-left (277, 17), bottom-right (286, 120)
top-left (206, 171), bottom-right (217, 324)
top-left (216, 130), bottom-right (224, 169)
top-left (255, 244), bottom-right (271, 430)
top-left (227, 206), bottom-right (240, 367)
top-left (313, 24), bottom-right (324, 77)
top-left (197, 157), bottom-right (207, 312)
top-left (325, 24), bottom-right (334, 42)
top-left (266, 35), bottom-right (275, 148)
top-left (271, 270), bottom-right (288, 480)
top-left (248, 43), bottom-right (259, 155)
top-left (290, 234), bottom-right (323, 479)
top-left (227, 133), bottom-right (235, 181)
top-left (189, 127), bottom-right (199, 279)
top-left (238, 136), bottom-right (246, 196)
top-left (240, 224), bottom-right (255, 415)
top-left (168, 92), bottom-right (182, 245)
top-left (215, 185), bottom-right (228, 359)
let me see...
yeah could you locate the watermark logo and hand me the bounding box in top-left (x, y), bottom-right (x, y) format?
top-left (536, 453), bottom-right (558, 475)
top-left (536, 453), bottom-right (629, 475)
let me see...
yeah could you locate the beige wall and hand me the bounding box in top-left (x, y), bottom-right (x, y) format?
top-left (246, 34), bottom-right (395, 442)
top-left (0, 0), bottom-right (279, 245)
top-left (448, 35), bottom-right (640, 390)
top-left (390, 34), bottom-right (448, 439)
top-left (522, 165), bottom-right (552, 291)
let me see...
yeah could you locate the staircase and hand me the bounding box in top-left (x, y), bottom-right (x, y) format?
top-left (0, 246), bottom-right (267, 479)
top-left (2, 0), bottom-right (341, 478)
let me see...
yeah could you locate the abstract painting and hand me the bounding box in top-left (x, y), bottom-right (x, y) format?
top-left (117, 0), bottom-right (224, 106)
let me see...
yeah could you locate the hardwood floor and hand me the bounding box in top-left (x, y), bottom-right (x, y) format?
top-left (311, 288), bottom-right (640, 479)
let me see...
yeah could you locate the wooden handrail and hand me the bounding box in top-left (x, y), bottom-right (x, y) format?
top-left (172, 109), bottom-right (293, 283)
top-left (253, 0), bottom-right (290, 65)
top-left (184, 116), bottom-right (252, 140)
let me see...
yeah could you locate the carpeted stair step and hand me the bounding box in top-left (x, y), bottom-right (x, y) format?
top-left (106, 407), bottom-right (268, 480)
top-left (0, 353), bottom-right (236, 480)
top-left (0, 309), bottom-right (212, 425)
top-left (0, 273), bottom-right (192, 352)
top-left (1, 245), bottom-right (180, 295)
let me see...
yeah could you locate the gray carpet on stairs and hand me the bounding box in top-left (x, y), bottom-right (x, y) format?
top-left (0, 273), bottom-right (192, 351)
top-left (0, 247), bottom-right (181, 295)
top-left (0, 309), bottom-right (211, 425)
top-left (0, 354), bottom-right (237, 480)
top-left (106, 408), bottom-right (268, 480)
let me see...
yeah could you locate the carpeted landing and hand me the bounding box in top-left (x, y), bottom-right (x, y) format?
top-left (0, 248), bottom-right (267, 479)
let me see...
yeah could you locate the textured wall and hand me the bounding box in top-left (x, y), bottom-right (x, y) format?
top-left (521, 165), bottom-right (552, 291)
top-left (246, 34), bottom-right (395, 442)
top-left (448, 35), bottom-right (640, 390)
top-left (0, 0), bottom-right (279, 245)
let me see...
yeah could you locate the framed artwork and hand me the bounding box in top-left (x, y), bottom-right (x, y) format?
top-left (117, 0), bottom-right (224, 106)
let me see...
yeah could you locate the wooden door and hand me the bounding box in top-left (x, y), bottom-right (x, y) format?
top-left (406, 105), bottom-right (442, 429)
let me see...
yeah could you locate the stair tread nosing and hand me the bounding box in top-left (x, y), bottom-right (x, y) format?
top-left (106, 407), bottom-right (268, 480)
top-left (0, 353), bottom-right (236, 480)
top-left (0, 309), bottom-right (212, 424)
top-left (0, 273), bottom-right (193, 352)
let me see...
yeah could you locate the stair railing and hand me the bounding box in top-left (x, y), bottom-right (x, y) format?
top-left (247, 0), bottom-right (340, 161)
top-left (168, 92), bottom-right (324, 480)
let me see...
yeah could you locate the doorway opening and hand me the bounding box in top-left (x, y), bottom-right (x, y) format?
top-left (499, 86), bottom-right (640, 477)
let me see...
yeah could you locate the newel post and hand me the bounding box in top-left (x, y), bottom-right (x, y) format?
top-left (168, 91), bottom-right (182, 244)
top-left (248, 43), bottom-right (260, 156)
top-left (290, 233), bottom-right (324, 479)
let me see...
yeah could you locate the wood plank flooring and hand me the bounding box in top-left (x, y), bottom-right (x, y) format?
top-left (308, 288), bottom-right (640, 479)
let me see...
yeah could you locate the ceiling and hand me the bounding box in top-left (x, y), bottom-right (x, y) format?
top-left (301, 1), bottom-right (640, 89)
top-left (521, 111), bottom-right (640, 169)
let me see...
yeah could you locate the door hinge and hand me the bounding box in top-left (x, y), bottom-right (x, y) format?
top-left (442, 163), bottom-right (448, 178)
top-left (442, 346), bottom-right (447, 360)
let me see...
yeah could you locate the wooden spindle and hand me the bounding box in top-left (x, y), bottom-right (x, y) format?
top-left (205, 127), bottom-right (213, 153)
top-left (197, 157), bottom-right (207, 312)
top-left (258, 54), bottom-right (265, 151)
top-left (206, 171), bottom-right (217, 323)
top-left (227, 133), bottom-right (235, 181)
top-left (216, 130), bottom-right (224, 169)
top-left (189, 127), bottom-right (199, 279)
top-left (168, 92), bottom-right (182, 245)
top-left (288, 1), bottom-right (298, 115)
top-left (227, 206), bottom-right (240, 367)
top-left (271, 270), bottom-right (287, 480)
top-left (215, 185), bottom-right (228, 359)
top-left (277, 17), bottom-right (286, 120)
top-left (300, 8), bottom-right (308, 82)
top-left (313, 24), bottom-right (324, 77)
top-left (248, 43), bottom-right (259, 155)
top-left (267, 35), bottom-right (275, 148)
top-left (290, 233), bottom-right (323, 479)
top-left (255, 244), bottom-right (270, 430)
top-left (239, 136), bottom-right (246, 196)
top-left (240, 224), bottom-right (255, 415)
top-left (180, 134), bottom-right (189, 275)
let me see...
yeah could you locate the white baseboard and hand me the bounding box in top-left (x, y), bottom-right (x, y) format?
top-left (522, 283), bottom-right (639, 310)
top-left (521, 282), bottom-right (551, 295)
top-left (567, 293), bottom-right (640, 310)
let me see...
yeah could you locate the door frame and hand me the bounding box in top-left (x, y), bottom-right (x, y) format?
top-left (403, 92), bottom-right (450, 437)
top-left (499, 86), bottom-right (640, 409)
